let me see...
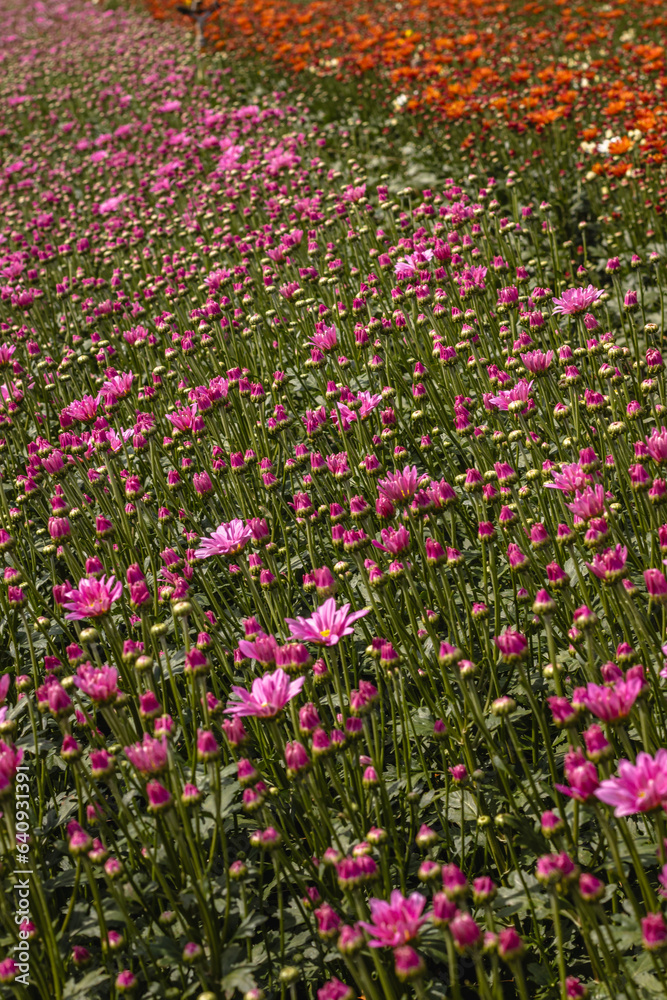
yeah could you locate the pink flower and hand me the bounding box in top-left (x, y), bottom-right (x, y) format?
top-left (567, 485), bottom-right (606, 520)
top-left (73, 663), bottom-right (119, 705)
top-left (310, 322), bottom-right (337, 351)
top-left (0, 740), bottom-right (24, 797)
top-left (125, 734), bottom-right (168, 775)
top-left (285, 597), bottom-right (369, 646)
top-left (359, 890), bottom-right (427, 947)
top-left (225, 667), bottom-right (305, 718)
top-left (195, 519), bottom-right (252, 559)
top-left (642, 913), bottom-right (667, 951)
top-left (576, 678), bottom-right (642, 723)
top-left (317, 978), bottom-right (354, 1000)
top-left (646, 427), bottom-right (667, 464)
top-left (552, 285), bottom-right (603, 315)
top-left (645, 568), bottom-right (667, 603)
top-left (586, 544), bottom-right (627, 583)
top-left (521, 349), bottom-right (553, 373)
top-left (377, 465), bottom-right (419, 505)
top-left (493, 628), bottom-right (528, 662)
top-left (372, 525), bottom-right (410, 556)
top-left (545, 462), bottom-right (592, 493)
top-left (595, 749), bottom-right (667, 816)
top-left (555, 749), bottom-right (599, 802)
top-left (63, 575), bottom-right (122, 620)
top-left (487, 378), bottom-right (533, 412)
top-left (449, 912), bottom-right (481, 951)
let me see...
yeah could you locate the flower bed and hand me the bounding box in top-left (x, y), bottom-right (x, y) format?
top-left (1, 0), bottom-right (667, 998)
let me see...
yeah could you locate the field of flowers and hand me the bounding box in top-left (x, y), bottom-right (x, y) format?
top-left (2, 0), bottom-right (667, 997)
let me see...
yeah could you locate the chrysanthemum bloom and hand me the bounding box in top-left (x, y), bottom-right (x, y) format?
top-left (317, 977), bottom-right (354, 1000)
top-left (552, 285), bottom-right (603, 315)
top-left (450, 912), bottom-right (481, 952)
top-left (393, 945), bottom-right (425, 982)
top-left (487, 378), bottom-right (533, 412)
top-left (521, 349), bottom-right (553, 374)
top-left (595, 750), bottom-right (667, 816)
top-left (586, 544), bottom-right (627, 583)
top-left (359, 890), bottom-right (427, 948)
top-left (497, 927), bottom-right (524, 962)
top-left (536, 852), bottom-right (579, 886)
top-left (578, 873), bottom-right (604, 902)
top-left (645, 568), bottom-right (667, 604)
top-left (194, 519), bottom-right (252, 559)
top-left (493, 628), bottom-right (528, 662)
top-left (238, 634), bottom-right (278, 666)
top-left (564, 976), bottom-right (588, 999)
top-left (314, 902), bottom-right (341, 940)
top-left (285, 597), bottom-right (369, 646)
top-left (125, 734), bottom-right (168, 775)
top-left (555, 749), bottom-right (599, 802)
top-left (372, 525), bottom-right (410, 556)
top-left (224, 668), bottom-right (305, 718)
top-left (576, 678), bottom-right (642, 723)
top-left (567, 485), bottom-right (606, 520)
top-left (642, 913), bottom-right (667, 952)
top-left (73, 663), bottom-right (118, 705)
top-left (63, 575), bottom-right (122, 620)
top-left (377, 465), bottom-right (419, 505)
top-left (146, 780), bottom-right (172, 813)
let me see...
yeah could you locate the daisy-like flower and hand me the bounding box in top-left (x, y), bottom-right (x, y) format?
top-left (586, 544), bottom-right (627, 583)
top-left (552, 285), bottom-right (603, 316)
top-left (595, 749), bottom-right (667, 816)
top-left (394, 249), bottom-right (434, 280)
top-left (224, 667), bottom-right (305, 718)
top-left (359, 890), bottom-right (427, 948)
top-left (545, 462), bottom-right (592, 493)
top-left (63, 575), bottom-right (122, 621)
top-left (310, 322), bottom-right (337, 351)
top-left (285, 597), bottom-right (369, 646)
top-left (101, 372), bottom-right (134, 401)
top-left (377, 465), bottom-right (420, 505)
top-left (567, 484), bottom-right (606, 520)
top-left (575, 678), bottom-right (642, 724)
top-left (195, 519), bottom-right (252, 559)
top-left (520, 349), bottom-right (553, 374)
top-left (487, 378), bottom-right (533, 411)
top-left (73, 663), bottom-right (119, 705)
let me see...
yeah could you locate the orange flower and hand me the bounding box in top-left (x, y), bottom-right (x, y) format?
top-left (608, 137), bottom-right (632, 155)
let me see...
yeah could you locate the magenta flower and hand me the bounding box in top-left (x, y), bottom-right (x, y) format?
top-left (595, 750), bottom-right (667, 816)
top-left (521, 349), bottom-right (553, 373)
top-left (73, 663), bottom-right (119, 705)
top-left (377, 465), bottom-right (419, 505)
top-left (586, 544), bottom-right (627, 583)
top-left (359, 890), bottom-right (427, 948)
top-left (63, 575), bottom-right (122, 621)
top-left (646, 427), bottom-right (667, 464)
top-left (125, 734), bottom-right (168, 776)
top-left (372, 525), bottom-right (410, 556)
top-left (555, 749), bottom-right (599, 802)
top-left (545, 462), bottom-right (592, 493)
top-left (493, 628), bottom-right (528, 662)
top-left (566, 485), bottom-right (606, 520)
top-left (575, 678), bottom-right (642, 723)
top-left (487, 378), bottom-right (533, 411)
top-left (224, 667), bottom-right (305, 718)
top-left (552, 284), bottom-right (603, 315)
top-left (195, 519), bottom-right (252, 559)
top-left (285, 597), bottom-right (369, 646)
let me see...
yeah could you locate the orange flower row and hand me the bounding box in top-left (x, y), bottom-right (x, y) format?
top-left (143, 0), bottom-right (667, 161)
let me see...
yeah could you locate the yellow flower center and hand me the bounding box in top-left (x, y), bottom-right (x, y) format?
top-left (320, 628), bottom-right (331, 638)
